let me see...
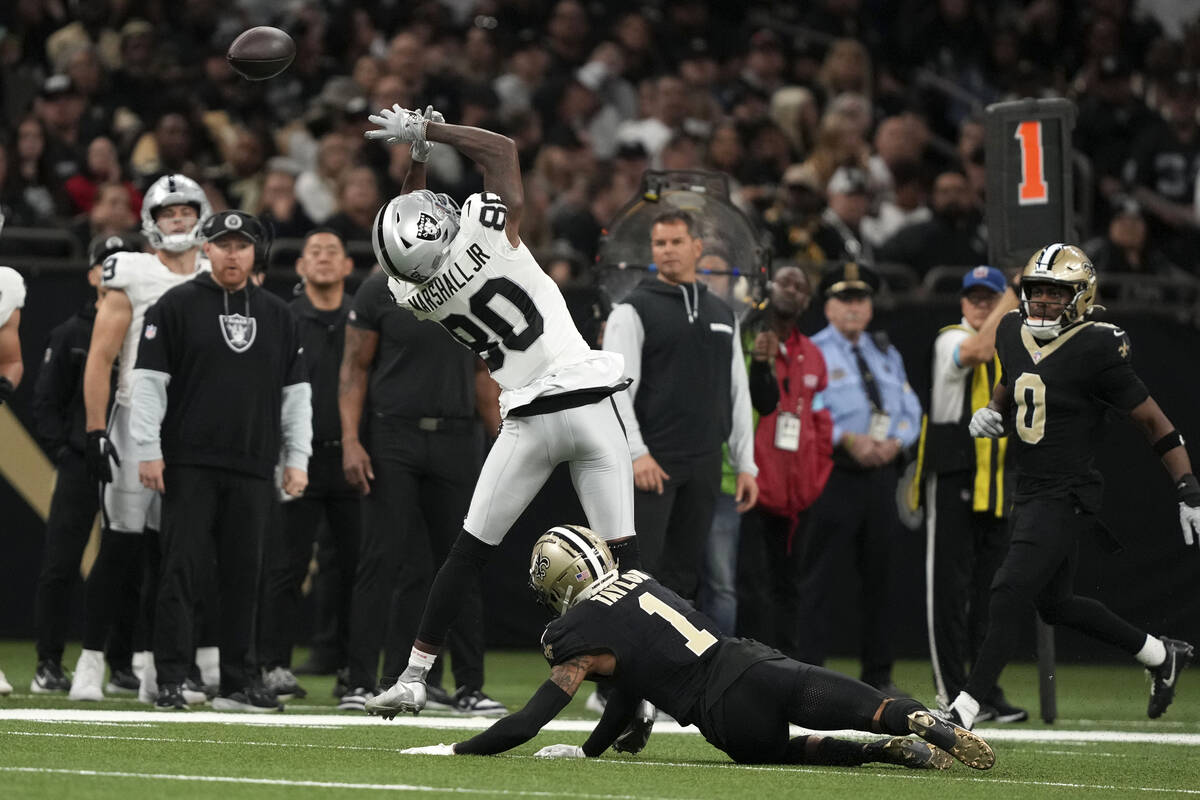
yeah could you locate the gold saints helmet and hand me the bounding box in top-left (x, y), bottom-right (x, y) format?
top-left (529, 525), bottom-right (618, 615)
top-left (1019, 243), bottom-right (1097, 338)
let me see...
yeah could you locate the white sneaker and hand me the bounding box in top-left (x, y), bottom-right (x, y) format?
top-left (138, 654), bottom-right (158, 705)
top-left (585, 690), bottom-right (606, 714)
top-left (195, 646), bottom-right (219, 688)
top-left (132, 650), bottom-right (149, 683)
top-left (0, 668), bottom-right (12, 695)
top-left (68, 649), bottom-right (105, 701)
top-left (364, 679), bottom-right (426, 719)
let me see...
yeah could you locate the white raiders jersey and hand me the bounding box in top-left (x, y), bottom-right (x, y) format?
top-left (388, 192), bottom-right (624, 416)
top-left (102, 250), bottom-right (207, 406)
top-left (0, 266), bottom-right (26, 327)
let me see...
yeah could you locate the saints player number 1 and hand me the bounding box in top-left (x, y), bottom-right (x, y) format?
top-left (639, 594), bottom-right (717, 656)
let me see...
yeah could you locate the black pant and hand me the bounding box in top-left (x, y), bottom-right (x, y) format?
top-left (635, 451), bottom-right (722, 601)
top-left (34, 450), bottom-right (135, 667)
top-left (155, 465), bottom-right (271, 692)
top-left (964, 495), bottom-right (1147, 701)
top-left (346, 418), bottom-right (484, 691)
top-left (258, 448), bottom-right (361, 669)
top-left (792, 463), bottom-right (899, 685)
top-left (736, 507), bottom-right (809, 659)
top-left (925, 471), bottom-right (1013, 705)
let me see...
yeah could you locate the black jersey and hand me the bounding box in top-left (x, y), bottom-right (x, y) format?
top-left (995, 311), bottom-right (1149, 511)
top-left (540, 571), bottom-right (780, 723)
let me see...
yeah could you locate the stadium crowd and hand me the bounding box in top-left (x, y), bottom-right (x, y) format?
top-left (0, 0), bottom-right (1198, 723)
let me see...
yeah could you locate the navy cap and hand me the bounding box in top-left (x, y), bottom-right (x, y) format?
top-left (820, 261), bottom-right (879, 298)
top-left (961, 265), bottom-right (1006, 295)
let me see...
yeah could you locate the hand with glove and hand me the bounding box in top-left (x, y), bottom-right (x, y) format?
top-left (533, 743), bottom-right (585, 758)
top-left (401, 743), bottom-right (457, 756)
top-left (1177, 473), bottom-right (1200, 546)
top-left (86, 429), bottom-right (121, 483)
top-left (365, 105), bottom-right (428, 145)
top-left (968, 406), bottom-right (1006, 439)
top-left (410, 105), bottom-right (445, 163)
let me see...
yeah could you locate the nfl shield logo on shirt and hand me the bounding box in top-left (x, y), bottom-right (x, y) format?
top-left (144, 324), bottom-right (157, 340)
top-left (219, 313), bottom-right (257, 353)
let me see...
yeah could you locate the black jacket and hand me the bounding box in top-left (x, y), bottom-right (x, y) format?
top-left (136, 272), bottom-right (307, 479)
top-left (290, 291), bottom-right (351, 444)
top-left (31, 302), bottom-right (107, 460)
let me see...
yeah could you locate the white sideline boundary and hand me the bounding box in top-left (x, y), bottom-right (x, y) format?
top-left (1, 708), bottom-right (1199, 746)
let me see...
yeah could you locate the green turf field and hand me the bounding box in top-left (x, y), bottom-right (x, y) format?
top-left (1, 641), bottom-right (1197, 798)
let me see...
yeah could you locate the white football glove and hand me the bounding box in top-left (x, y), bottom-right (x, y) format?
top-left (365, 104), bottom-right (428, 145)
top-left (401, 743), bottom-right (456, 756)
top-left (410, 105), bottom-right (444, 163)
top-left (968, 407), bottom-right (1005, 439)
top-left (1177, 474), bottom-right (1200, 547)
top-left (533, 743), bottom-right (586, 759)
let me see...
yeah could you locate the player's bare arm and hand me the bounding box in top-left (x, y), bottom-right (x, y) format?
top-left (84, 289), bottom-right (132, 430)
top-left (424, 121), bottom-right (524, 246)
top-left (1129, 397), bottom-right (1195, 483)
top-left (958, 289), bottom-right (1019, 366)
top-left (0, 311), bottom-right (22, 388)
top-left (338, 324), bottom-right (378, 494)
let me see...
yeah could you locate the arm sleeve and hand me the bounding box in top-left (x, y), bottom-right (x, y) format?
top-left (748, 359), bottom-right (779, 415)
top-left (31, 329), bottom-right (70, 455)
top-left (453, 679), bottom-right (573, 755)
top-left (603, 304), bottom-right (648, 459)
top-left (130, 369), bottom-right (169, 460)
top-left (580, 684), bottom-right (639, 757)
top-left (727, 319), bottom-right (757, 476)
top-left (280, 316), bottom-right (313, 470)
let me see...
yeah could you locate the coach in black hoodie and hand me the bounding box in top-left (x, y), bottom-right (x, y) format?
top-left (604, 209), bottom-right (758, 601)
top-left (130, 210), bottom-right (311, 712)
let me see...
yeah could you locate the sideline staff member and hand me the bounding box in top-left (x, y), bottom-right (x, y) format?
top-left (131, 210), bottom-right (312, 711)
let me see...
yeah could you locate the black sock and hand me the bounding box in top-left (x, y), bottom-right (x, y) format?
top-left (785, 735), bottom-right (867, 766)
top-left (879, 697), bottom-right (925, 735)
top-left (608, 537), bottom-right (641, 571)
top-left (416, 531), bottom-right (495, 648)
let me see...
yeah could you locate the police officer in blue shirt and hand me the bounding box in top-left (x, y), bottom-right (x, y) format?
top-left (792, 261), bottom-right (922, 698)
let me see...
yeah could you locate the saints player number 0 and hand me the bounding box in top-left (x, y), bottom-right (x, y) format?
top-left (441, 276), bottom-right (545, 371)
top-left (1014, 373), bottom-right (1047, 444)
top-left (638, 594), bottom-right (718, 656)
top-left (1014, 120), bottom-right (1049, 206)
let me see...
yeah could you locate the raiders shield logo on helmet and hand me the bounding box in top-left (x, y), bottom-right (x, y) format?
top-left (219, 313), bottom-right (257, 352)
top-left (415, 212), bottom-right (440, 241)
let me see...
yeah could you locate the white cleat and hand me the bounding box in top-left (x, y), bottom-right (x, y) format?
top-left (365, 680), bottom-right (426, 719)
top-left (68, 649), bottom-right (105, 702)
top-left (0, 668), bottom-right (12, 696)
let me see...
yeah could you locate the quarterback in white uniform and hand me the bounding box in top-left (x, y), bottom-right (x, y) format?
top-left (0, 264), bottom-right (26, 697)
top-left (359, 106), bottom-right (638, 716)
top-left (74, 174), bottom-right (212, 704)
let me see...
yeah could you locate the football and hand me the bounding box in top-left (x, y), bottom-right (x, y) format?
top-left (226, 26), bottom-right (295, 81)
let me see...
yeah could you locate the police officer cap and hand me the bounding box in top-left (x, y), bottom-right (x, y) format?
top-left (819, 261), bottom-right (880, 298)
top-left (89, 232), bottom-right (145, 267)
top-left (201, 210), bottom-right (265, 244)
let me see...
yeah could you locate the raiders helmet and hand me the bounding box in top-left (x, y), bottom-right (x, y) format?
top-left (371, 189), bottom-right (461, 284)
top-left (201, 210), bottom-right (272, 267)
top-left (88, 232), bottom-right (145, 267)
top-left (1019, 243), bottom-right (1097, 339)
top-left (141, 174), bottom-right (212, 253)
top-left (529, 525), bottom-right (618, 616)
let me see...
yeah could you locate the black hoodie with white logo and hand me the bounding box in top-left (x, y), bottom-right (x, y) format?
top-left (130, 271), bottom-right (311, 479)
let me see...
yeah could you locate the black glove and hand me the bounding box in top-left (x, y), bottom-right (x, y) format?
top-left (0, 376), bottom-right (13, 406)
top-left (611, 700), bottom-right (656, 754)
top-left (85, 429), bottom-right (121, 484)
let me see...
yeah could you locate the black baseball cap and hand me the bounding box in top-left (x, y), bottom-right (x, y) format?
top-left (89, 232), bottom-right (145, 266)
top-left (202, 210), bottom-right (264, 243)
top-left (819, 261), bottom-right (880, 298)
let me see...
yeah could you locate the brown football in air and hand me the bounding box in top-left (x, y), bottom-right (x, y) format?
top-left (227, 26), bottom-right (295, 81)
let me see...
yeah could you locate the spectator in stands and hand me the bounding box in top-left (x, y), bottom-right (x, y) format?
top-left (70, 182), bottom-right (138, 252)
top-left (222, 128), bottom-right (269, 214)
top-left (34, 75), bottom-right (86, 182)
top-left (130, 112), bottom-right (198, 189)
top-left (617, 75), bottom-right (690, 168)
top-left (494, 35), bottom-right (549, 118)
top-left (862, 160), bottom-right (931, 249)
top-left (0, 141), bottom-right (39, 229)
top-left (1075, 57), bottom-right (1156, 219)
top-left (728, 29), bottom-right (787, 103)
top-left (13, 115), bottom-right (70, 224)
top-left (544, 0), bottom-right (592, 72)
top-left (324, 166), bottom-right (381, 270)
top-left (64, 135), bottom-right (142, 216)
top-left (817, 39), bottom-right (874, 106)
top-left (813, 165), bottom-right (874, 264)
top-left (878, 170), bottom-right (987, 277)
top-left (763, 163), bottom-right (829, 266)
top-left (800, 112), bottom-right (870, 190)
top-left (868, 115), bottom-right (928, 201)
top-left (793, 261), bottom-right (922, 697)
top-left (257, 161), bottom-right (314, 240)
top-left (1086, 196), bottom-right (1181, 279)
top-left (296, 132), bottom-right (351, 225)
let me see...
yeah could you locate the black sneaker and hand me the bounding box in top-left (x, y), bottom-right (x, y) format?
top-left (987, 689), bottom-right (1029, 723)
top-left (105, 668), bottom-right (140, 695)
top-left (453, 688), bottom-right (507, 717)
top-left (212, 686), bottom-right (284, 713)
top-left (154, 683), bottom-right (189, 710)
top-left (864, 737), bottom-right (953, 770)
top-left (907, 709), bottom-right (994, 770)
top-left (424, 685), bottom-right (456, 711)
top-left (337, 687), bottom-right (375, 712)
top-left (262, 666), bottom-right (307, 700)
top-left (1148, 637), bottom-right (1194, 719)
top-left (31, 660), bottom-right (71, 693)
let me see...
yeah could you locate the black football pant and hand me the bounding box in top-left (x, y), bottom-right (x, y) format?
top-left (258, 447), bottom-right (361, 670)
top-left (155, 465), bottom-right (271, 693)
top-left (736, 507), bottom-right (809, 658)
top-left (964, 495), bottom-right (1147, 702)
top-left (346, 418), bottom-right (484, 693)
top-left (792, 464), bottom-right (899, 686)
top-left (701, 656), bottom-right (924, 764)
top-left (925, 471), bottom-right (1014, 706)
top-left (634, 451), bottom-right (722, 601)
top-left (34, 450), bottom-right (134, 669)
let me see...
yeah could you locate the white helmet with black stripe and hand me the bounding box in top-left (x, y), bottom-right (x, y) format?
top-left (141, 173), bottom-right (212, 253)
top-left (371, 189), bottom-right (461, 284)
top-left (529, 525), bottom-right (619, 616)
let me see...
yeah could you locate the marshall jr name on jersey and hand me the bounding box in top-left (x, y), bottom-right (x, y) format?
top-left (406, 241), bottom-right (492, 314)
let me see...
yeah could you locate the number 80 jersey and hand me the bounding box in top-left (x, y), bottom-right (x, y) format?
top-left (388, 193), bottom-right (625, 416)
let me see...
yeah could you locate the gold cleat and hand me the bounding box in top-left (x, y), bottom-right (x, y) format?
top-left (907, 710), bottom-right (995, 770)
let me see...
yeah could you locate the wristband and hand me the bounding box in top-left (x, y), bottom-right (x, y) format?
top-left (1178, 473), bottom-right (1200, 506)
top-left (1153, 429), bottom-right (1186, 457)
